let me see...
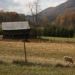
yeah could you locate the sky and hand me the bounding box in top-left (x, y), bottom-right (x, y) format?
top-left (0, 0), bottom-right (67, 15)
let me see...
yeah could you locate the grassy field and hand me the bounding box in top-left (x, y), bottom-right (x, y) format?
top-left (0, 39), bottom-right (75, 75)
top-left (41, 36), bottom-right (75, 43)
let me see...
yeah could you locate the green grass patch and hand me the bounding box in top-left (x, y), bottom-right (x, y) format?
top-left (41, 36), bottom-right (75, 43)
top-left (0, 63), bottom-right (75, 75)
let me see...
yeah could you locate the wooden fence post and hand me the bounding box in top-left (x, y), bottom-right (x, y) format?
top-left (24, 40), bottom-right (27, 62)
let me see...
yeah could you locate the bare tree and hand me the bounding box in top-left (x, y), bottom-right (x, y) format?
top-left (28, 0), bottom-right (41, 26)
top-left (27, 0), bottom-right (42, 38)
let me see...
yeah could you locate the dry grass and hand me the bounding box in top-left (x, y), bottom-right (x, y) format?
top-left (0, 40), bottom-right (75, 63)
top-left (0, 40), bottom-right (75, 75)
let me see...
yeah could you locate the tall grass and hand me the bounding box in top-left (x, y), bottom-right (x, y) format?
top-left (0, 39), bottom-right (75, 75)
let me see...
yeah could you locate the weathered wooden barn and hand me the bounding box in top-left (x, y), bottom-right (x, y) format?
top-left (2, 21), bottom-right (30, 39)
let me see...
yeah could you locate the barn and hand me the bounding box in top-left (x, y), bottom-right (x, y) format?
top-left (2, 21), bottom-right (30, 39)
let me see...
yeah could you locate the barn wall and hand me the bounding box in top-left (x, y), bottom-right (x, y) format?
top-left (3, 29), bottom-right (30, 39)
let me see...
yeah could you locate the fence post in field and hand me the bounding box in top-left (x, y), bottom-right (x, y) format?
top-left (24, 40), bottom-right (27, 63)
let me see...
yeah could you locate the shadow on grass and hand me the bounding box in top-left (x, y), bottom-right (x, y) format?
top-left (12, 60), bottom-right (52, 67)
top-left (0, 60), bottom-right (7, 65)
top-left (12, 60), bottom-right (75, 68)
top-left (0, 59), bottom-right (75, 68)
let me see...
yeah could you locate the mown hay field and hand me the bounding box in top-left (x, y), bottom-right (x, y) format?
top-left (0, 40), bottom-right (75, 75)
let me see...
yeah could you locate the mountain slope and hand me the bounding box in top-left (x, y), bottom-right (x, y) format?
top-left (39, 0), bottom-right (75, 21)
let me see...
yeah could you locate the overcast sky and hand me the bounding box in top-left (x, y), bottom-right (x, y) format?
top-left (0, 0), bottom-right (67, 15)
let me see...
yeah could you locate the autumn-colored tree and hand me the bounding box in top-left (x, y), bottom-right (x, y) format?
top-left (55, 11), bottom-right (75, 30)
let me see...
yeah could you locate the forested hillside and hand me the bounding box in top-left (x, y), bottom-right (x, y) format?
top-left (39, 0), bottom-right (75, 22)
top-left (0, 0), bottom-right (75, 38)
top-left (55, 11), bottom-right (75, 29)
top-left (0, 11), bottom-right (25, 22)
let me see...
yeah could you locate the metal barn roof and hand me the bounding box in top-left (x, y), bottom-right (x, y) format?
top-left (2, 21), bottom-right (30, 30)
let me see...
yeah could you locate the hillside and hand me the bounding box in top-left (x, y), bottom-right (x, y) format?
top-left (0, 12), bottom-right (25, 22)
top-left (39, 0), bottom-right (75, 21)
top-left (55, 11), bottom-right (75, 29)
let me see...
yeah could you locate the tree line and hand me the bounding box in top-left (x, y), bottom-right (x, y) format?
top-left (30, 11), bottom-right (75, 38)
top-left (0, 11), bottom-right (25, 22)
top-left (0, 11), bottom-right (75, 38)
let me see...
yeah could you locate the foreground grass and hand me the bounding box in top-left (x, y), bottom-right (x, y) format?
top-left (0, 39), bottom-right (75, 75)
top-left (0, 63), bottom-right (75, 75)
